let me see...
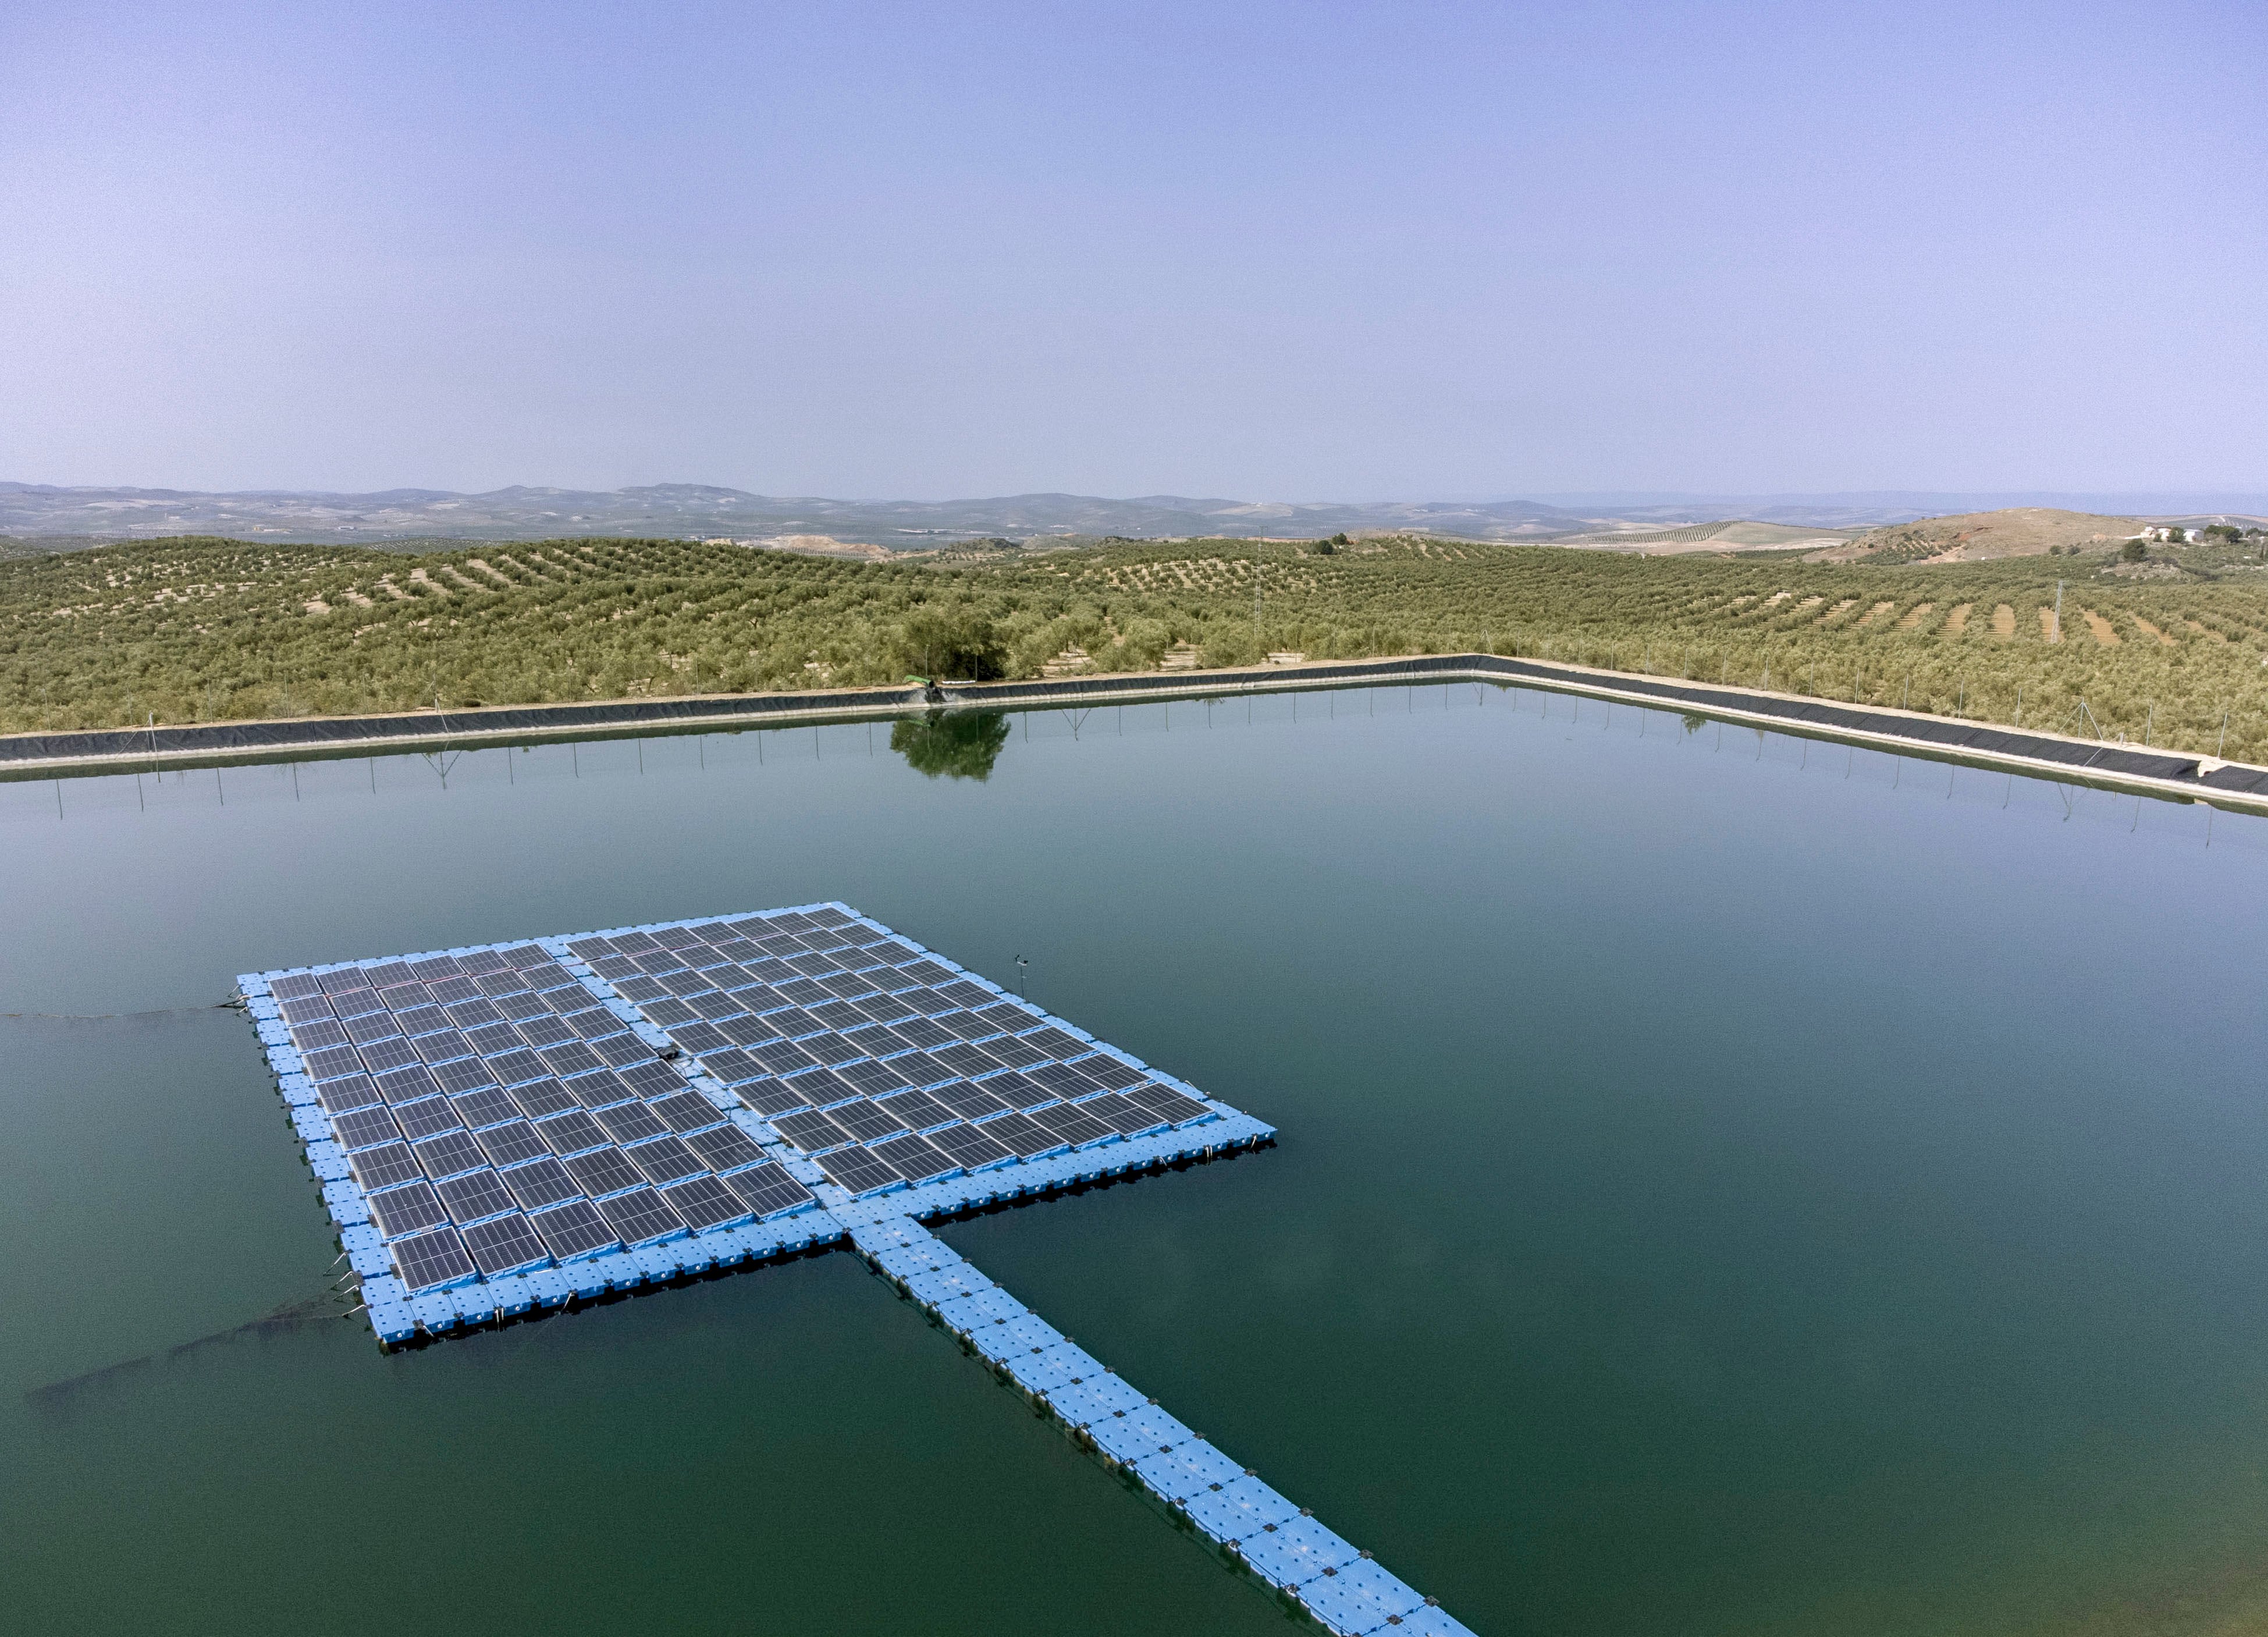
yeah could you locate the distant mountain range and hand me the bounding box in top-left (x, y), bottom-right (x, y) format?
top-left (3, 482), bottom-right (2260, 549)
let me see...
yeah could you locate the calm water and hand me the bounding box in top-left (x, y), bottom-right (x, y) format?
top-left (8, 684), bottom-right (2268, 1636)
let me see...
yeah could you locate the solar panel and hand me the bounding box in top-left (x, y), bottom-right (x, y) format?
top-left (1030, 1101), bottom-right (1112, 1148)
top-left (979, 1071), bottom-right (1054, 1112)
top-left (412, 1128), bottom-right (488, 1181)
top-left (889, 1051), bottom-right (952, 1089)
top-left (1088, 1093), bottom-right (1165, 1136)
top-left (931, 1080), bottom-right (1010, 1120)
top-left (682, 1123), bottom-right (765, 1174)
top-left (330, 1105), bottom-right (402, 1150)
top-left (502, 1156), bottom-right (582, 1213)
top-left (456, 1015), bottom-right (514, 1050)
top-left (931, 1041), bottom-right (1001, 1078)
top-left (435, 1168), bottom-right (517, 1226)
top-left (481, 1048), bottom-right (546, 1087)
top-left (393, 1098), bottom-right (465, 1141)
top-left (928, 1121), bottom-right (1013, 1172)
top-left (449, 1087), bottom-right (523, 1130)
top-left (815, 1146), bottom-right (902, 1197)
top-left (833, 1057), bottom-right (911, 1098)
top-left (315, 1074), bottom-right (383, 1116)
top-left (717, 1162), bottom-right (810, 1219)
top-left (392, 1003), bottom-right (449, 1036)
top-left (645, 998), bottom-right (697, 1027)
top-left (533, 1109), bottom-right (607, 1156)
top-left (342, 1011), bottom-right (402, 1045)
top-left (892, 1015), bottom-right (954, 1050)
top-left (648, 1091), bottom-right (724, 1135)
top-left (735, 1077), bottom-right (809, 1117)
top-left (615, 976), bottom-right (669, 1004)
top-left (431, 989), bottom-right (485, 1021)
top-left (391, 1226), bottom-right (475, 1292)
top-left (798, 1068), bottom-right (862, 1106)
top-left (1025, 1028), bottom-right (1087, 1060)
top-left (277, 996), bottom-right (335, 1026)
top-left (563, 1146), bottom-right (642, 1199)
top-left (826, 1098), bottom-right (909, 1145)
top-left (929, 1010), bottom-right (991, 1043)
top-left (624, 1135), bottom-right (706, 1187)
top-left (873, 1132), bottom-right (959, 1184)
top-left (1026, 1061), bottom-right (1099, 1099)
top-left (377, 982), bottom-right (431, 1013)
top-left (659, 1174), bottom-right (748, 1233)
top-left (430, 1056), bottom-right (500, 1096)
top-left (348, 1141), bottom-right (424, 1193)
top-left (614, 1060), bottom-right (683, 1100)
top-left (566, 1010), bottom-right (625, 1042)
top-left (356, 1036), bottom-right (424, 1075)
top-left (698, 1048), bottom-right (761, 1084)
top-left (457, 946), bottom-right (512, 976)
top-left (461, 1213), bottom-right (551, 1277)
top-left (716, 1016), bottom-right (777, 1047)
top-left (317, 969), bottom-right (371, 996)
top-left (595, 1102), bottom-right (669, 1145)
top-left (368, 1181), bottom-right (449, 1240)
top-left (529, 1198), bottom-right (618, 1260)
top-left (413, 1030), bottom-right (472, 1066)
top-left (374, 1064), bottom-right (439, 1105)
top-left (269, 972), bottom-right (324, 1001)
top-left (493, 992), bottom-right (552, 1024)
top-left (770, 1109), bottom-right (848, 1153)
top-left (288, 1018), bottom-right (350, 1052)
top-left (854, 992), bottom-right (918, 1023)
top-left (975, 1110), bottom-right (1061, 1159)
top-left (749, 1040), bottom-right (816, 1075)
top-left (1079, 1056), bottom-right (1146, 1091)
top-left (565, 1070), bottom-right (632, 1109)
top-left (875, 1088), bottom-right (954, 1130)
top-left (537, 1042), bottom-right (602, 1077)
top-left (406, 955), bottom-right (461, 981)
top-left (516, 1015), bottom-right (575, 1049)
top-left (590, 1034), bottom-right (660, 1069)
top-left (300, 1045), bottom-right (366, 1081)
top-left (1128, 1085), bottom-right (1214, 1125)
top-left (982, 1036), bottom-right (1051, 1070)
top-left (472, 970), bottom-right (529, 998)
top-left (598, 1187), bottom-right (686, 1247)
top-left (475, 1120), bottom-right (549, 1170)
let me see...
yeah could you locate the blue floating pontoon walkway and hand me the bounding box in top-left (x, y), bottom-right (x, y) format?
top-left (854, 1217), bottom-right (1474, 1636)
top-left (236, 901), bottom-right (1468, 1634)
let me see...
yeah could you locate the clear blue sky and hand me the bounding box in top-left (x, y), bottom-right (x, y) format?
top-left (1, 1), bottom-right (2260, 499)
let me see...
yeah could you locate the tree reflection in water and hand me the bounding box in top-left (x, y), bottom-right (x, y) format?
top-left (891, 709), bottom-right (1011, 782)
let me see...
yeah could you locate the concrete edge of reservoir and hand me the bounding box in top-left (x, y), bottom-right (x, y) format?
top-left (6, 652), bottom-right (2266, 814)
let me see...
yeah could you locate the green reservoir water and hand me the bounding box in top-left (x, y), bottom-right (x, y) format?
top-left (10, 683), bottom-right (2268, 1636)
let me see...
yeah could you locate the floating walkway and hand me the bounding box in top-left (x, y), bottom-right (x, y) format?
top-left (853, 1217), bottom-right (1471, 1636)
top-left (236, 903), bottom-right (1463, 1632)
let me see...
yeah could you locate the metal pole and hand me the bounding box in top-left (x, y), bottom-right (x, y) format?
top-left (2052, 580), bottom-right (2064, 643)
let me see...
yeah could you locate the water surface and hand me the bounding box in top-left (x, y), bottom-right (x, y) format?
top-left (8, 684), bottom-right (2268, 1635)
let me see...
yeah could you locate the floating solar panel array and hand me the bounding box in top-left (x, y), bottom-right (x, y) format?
top-left (234, 905), bottom-right (1469, 1636)
top-left (238, 903), bottom-right (1270, 1344)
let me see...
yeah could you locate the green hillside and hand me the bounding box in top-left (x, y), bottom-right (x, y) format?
top-left (8, 532), bottom-right (2268, 761)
